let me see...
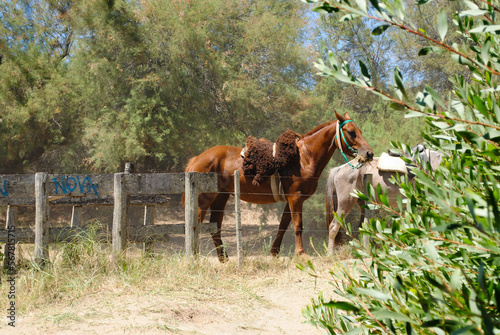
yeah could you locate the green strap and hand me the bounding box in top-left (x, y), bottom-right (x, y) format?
top-left (335, 120), bottom-right (362, 169)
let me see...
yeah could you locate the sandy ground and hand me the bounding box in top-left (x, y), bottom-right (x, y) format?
top-left (0, 202), bottom-right (352, 334)
top-left (2, 271), bottom-right (329, 335)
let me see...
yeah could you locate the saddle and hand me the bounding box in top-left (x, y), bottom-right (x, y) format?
top-left (378, 143), bottom-right (430, 173)
top-left (241, 130), bottom-right (300, 186)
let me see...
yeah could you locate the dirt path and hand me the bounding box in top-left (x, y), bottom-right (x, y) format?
top-left (1, 204), bottom-right (343, 334)
top-left (3, 260), bottom-right (330, 335)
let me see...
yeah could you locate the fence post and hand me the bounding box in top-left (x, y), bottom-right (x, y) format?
top-left (71, 205), bottom-right (82, 228)
top-left (143, 205), bottom-right (155, 255)
top-left (3, 205), bottom-right (18, 270)
top-left (362, 173), bottom-right (373, 249)
top-left (34, 172), bottom-right (49, 267)
top-left (185, 172), bottom-right (199, 257)
top-left (112, 172), bottom-right (128, 260)
top-left (234, 170), bottom-right (243, 267)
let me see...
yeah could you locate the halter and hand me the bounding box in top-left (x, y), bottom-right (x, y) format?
top-left (334, 120), bottom-right (362, 169)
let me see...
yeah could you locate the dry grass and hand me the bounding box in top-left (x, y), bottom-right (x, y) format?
top-left (0, 220), bottom-right (355, 334)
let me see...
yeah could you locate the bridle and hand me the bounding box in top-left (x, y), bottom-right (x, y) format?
top-left (334, 120), bottom-right (362, 169)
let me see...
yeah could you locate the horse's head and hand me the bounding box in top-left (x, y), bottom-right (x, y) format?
top-left (335, 111), bottom-right (374, 163)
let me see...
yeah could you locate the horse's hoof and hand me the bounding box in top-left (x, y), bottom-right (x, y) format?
top-left (270, 248), bottom-right (280, 257)
top-left (217, 253), bottom-right (229, 263)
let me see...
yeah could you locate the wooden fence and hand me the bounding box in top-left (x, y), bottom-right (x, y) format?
top-left (0, 167), bottom-right (218, 266)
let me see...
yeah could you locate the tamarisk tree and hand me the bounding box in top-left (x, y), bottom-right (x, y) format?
top-left (301, 0), bottom-right (500, 333)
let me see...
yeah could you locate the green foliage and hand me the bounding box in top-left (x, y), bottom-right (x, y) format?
top-left (0, 0), bottom-right (313, 173)
top-left (0, 0), bottom-right (427, 174)
top-left (0, 1), bottom-right (80, 173)
top-left (303, 0), bottom-right (500, 333)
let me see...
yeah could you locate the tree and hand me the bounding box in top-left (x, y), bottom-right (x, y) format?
top-left (68, 0), bottom-right (315, 172)
top-left (302, 0), bottom-right (500, 333)
top-left (0, 0), bottom-right (79, 173)
top-left (0, 0), bottom-right (315, 173)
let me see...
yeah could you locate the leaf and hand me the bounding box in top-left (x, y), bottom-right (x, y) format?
top-left (405, 110), bottom-right (425, 118)
top-left (379, 194), bottom-right (389, 206)
top-left (394, 67), bottom-right (408, 100)
top-left (421, 319), bottom-right (441, 327)
top-left (332, 72), bottom-right (355, 84)
top-left (478, 262), bottom-right (486, 293)
top-left (372, 310), bottom-right (413, 323)
top-left (372, 24), bottom-right (390, 36)
top-left (437, 9), bottom-right (448, 41)
top-left (423, 240), bottom-right (439, 261)
top-left (459, 9), bottom-right (489, 17)
top-left (328, 50), bottom-right (338, 68)
top-left (345, 328), bottom-right (364, 335)
top-left (355, 0), bottom-right (367, 13)
top-left (307, 259), bottom-right (315, 272)
top-left (369, 0), bottom-right (381, 12)
top-left (314, 60), bottom-right (334, 76)
top-left (451, 54), bottom-right (475, 67)
top-left (340, 14), bottom-right (360, 21)
top-left (425, 86), bottom-right (445, 107)
top-left (323, 301), bottom-right (360, 312)
top-left (312, 3), bottom-right (339, 13)
top-left (357, 193), bottom-right (369, 201)
top-left (354, 288), bottom-right (391, 301)
top-left (418, 46), bottom-right (447, 56)
top-left (450, 268), bottom-right (462, 290)
top-left (406, 322), bottom-right (412, 335)
top-left (359, 60), bottom-right (371, 79)
top-left (390, 102), bottom-right (406, 111)
top-left (473, 95), bottom-right (489, 118)
top-left (481, 38), bottom-right (491, 65)
top-left (469, 25), bottom-right (500, 33)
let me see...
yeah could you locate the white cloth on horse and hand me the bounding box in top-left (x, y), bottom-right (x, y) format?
top-left (241, 143), bottom-right (286, 202)
top-left (240, 143), bottom-right (277, 159)
top-left (377, 152), bottom-right (407, 173)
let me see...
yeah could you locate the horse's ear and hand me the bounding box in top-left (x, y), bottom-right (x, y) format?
top-left (343, 111), bottom-right (351, 120)
top-left (335, 111), bottom-right (345, 123)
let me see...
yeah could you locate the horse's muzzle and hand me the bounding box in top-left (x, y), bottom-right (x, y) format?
top-left (358, 150), bottom-right (374, 163)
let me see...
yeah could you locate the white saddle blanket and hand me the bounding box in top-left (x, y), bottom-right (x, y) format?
top-left (377, 152), bottom-right (407, 173)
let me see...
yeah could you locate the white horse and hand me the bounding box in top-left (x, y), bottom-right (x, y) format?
top-left (325, 145), bottom-right (443, 253)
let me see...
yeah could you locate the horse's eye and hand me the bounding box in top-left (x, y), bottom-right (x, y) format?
top-left (349, 130), bottom-right (356, 138)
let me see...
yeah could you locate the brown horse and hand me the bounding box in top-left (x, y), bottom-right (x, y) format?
top-left (185, 111), bottom-right (374, 261)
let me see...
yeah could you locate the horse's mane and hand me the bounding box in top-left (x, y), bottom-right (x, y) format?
top-left (303, 121), bottom-right (336, 137)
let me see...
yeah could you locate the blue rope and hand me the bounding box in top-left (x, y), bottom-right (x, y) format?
top-left (335, 120), bottom-right (363, 169)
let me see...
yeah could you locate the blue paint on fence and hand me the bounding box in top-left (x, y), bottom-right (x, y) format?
top-left (53, 176), bottom-right (99, 195)
top-left (0, 180), bottom-right (7, 196)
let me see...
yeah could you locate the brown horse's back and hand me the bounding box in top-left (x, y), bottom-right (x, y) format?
top-left (186, 145), bottom-right (277, 204)
top-left (186, 145), bottom-right (243, 174)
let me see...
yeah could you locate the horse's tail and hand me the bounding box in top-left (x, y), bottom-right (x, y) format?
top-left (182, 155), bottom-right (199, 206)
top-left (325, 166), bottom-right (340, 229)
top-left (185, 155), bottom-right (198, 173)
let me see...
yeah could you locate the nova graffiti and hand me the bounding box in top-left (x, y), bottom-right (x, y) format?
top-left (53, 176), bottom-right (99, 196)
top-left (1, 180), bottom-right (7, 196)
top-left (0, 175), bottom-right (100, 197)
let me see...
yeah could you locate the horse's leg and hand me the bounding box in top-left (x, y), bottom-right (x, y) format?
top-left (270, 203), bottom-right (291, 256)
top-left (326, 186), bottom-right (338, 254)
top-left (209, 192), bottom-right (230, 262)
top-left (328, 195), bottom-right (358, 254)
top-left (290, 201), bottom-right (305, 255)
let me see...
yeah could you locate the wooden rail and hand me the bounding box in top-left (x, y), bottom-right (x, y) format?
top-left (0, 168), bottom-right (218, 266)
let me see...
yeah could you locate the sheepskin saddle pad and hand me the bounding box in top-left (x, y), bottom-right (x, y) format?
top-left (378, 143), bottom-right (431, 174)
top-left (242, 130), bottom-right (301, 186)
